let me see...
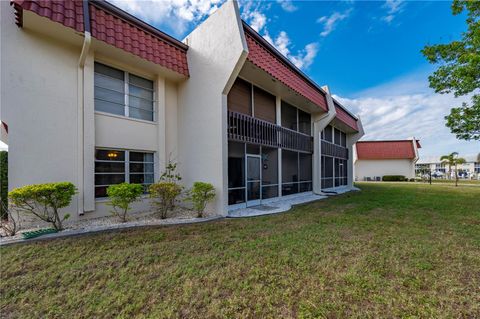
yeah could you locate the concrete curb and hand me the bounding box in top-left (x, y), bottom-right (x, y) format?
top-left (0, 215), bottom-right (225, 247)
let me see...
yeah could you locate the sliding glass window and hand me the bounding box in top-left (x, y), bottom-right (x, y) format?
top-left (95, 149), bottom-right (154, 198)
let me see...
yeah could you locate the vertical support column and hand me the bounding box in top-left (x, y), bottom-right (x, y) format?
top-left (156, 76), bottom-right (166, 181)
top-left (83, 52), bottom-right (95, 212)
top-left (276, 96), bottom-right (282, 197)
top-left (347, 116), bottom-right (364, 189)
top-left (76, 64), bottom-right (84, 216)
top-left (312, 121), bottom-right (322, 194)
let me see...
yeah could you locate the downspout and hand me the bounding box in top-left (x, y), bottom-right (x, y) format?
top-left (79, 0), bottom-right (92, 66)
top-left (77, 0), bottom-right (91, 216)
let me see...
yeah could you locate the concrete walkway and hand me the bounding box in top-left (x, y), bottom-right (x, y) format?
top-left (228, 193), bottom-right (327, 218)
top-left (228, 187), bottom-right (358, 218)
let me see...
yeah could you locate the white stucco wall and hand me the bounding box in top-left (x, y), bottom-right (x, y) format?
top-left (1, 3), bottom-right (82, 219)
top-left (355, 159), bottom-right (416, 180)
top-left (177, 0), bottom-right (248, 216)
top-left (1, 2), bottom-right (181, 221)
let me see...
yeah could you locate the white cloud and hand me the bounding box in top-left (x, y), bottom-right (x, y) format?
top-left (267, 31), bottom-right (318, 69)
top-left (334, 71), bottom-right (480, 157)
top-left (317, 9), bottom-right (352, 37)
top-left (241, 2), bottom-right (318, 70)
top-left (246, 10), bottom-right (267, 33)
top-left (381, 0), bottom-right (405, 24)
top-left (108, 0), bottom-right (223, 36)
top-left (276, 0), bottom-right (297, 12)
top-left (273, 31), bottom-right (290, 56)
top-left (290, 42), bottom-right (319, 69)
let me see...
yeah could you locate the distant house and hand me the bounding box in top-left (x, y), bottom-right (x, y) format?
top-left (354, 139), bottom-right (420, 180)
top-left (416, 153), bottom-right (480, 179)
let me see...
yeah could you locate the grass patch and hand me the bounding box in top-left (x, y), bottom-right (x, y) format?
top-left (1, 183), bottom-right (479, 318)
top-left (429, 179), bottom-right (480, 185)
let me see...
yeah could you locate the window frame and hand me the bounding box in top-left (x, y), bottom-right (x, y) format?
top-left (94, 148), bottom-right (155, 199)
top-left (94, 62), bottom-right (156, 122)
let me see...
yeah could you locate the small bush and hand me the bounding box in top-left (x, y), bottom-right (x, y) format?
top-left (187, 182), bottom-right (215, 218)
top-left (107, 183), bottom-right (144, 222)
top-left (409, 178), bottom-right (415, 182)
top-left (149, 182), bottom-right (183, 219)
top-left (0, 200), bottom-right (19, 237)
top-left (8, 182), bottom-right (76, 230)
top-left (382, 175), bottom-right (407, 182)
top-left (160, 160), bottom-right (182, 183)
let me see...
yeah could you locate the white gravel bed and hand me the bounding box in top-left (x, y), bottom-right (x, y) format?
top-left (0, 207), bottom-right (223, 245)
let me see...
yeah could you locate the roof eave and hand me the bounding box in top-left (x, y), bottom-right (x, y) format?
top-left (90, 0), bottom-right (188, 51)
top-left (242, 21), bottom-right (328, 97)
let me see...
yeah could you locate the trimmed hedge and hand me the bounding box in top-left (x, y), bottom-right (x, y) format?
top-left (382, 175), bottom-right (407, 182)
top-left (0, 151), bottom-right (7, 220)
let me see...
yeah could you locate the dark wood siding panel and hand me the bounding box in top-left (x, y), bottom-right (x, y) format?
top-left (228, 78), bottom-right (252, 115)
top-left (253, 87), bottom-right (276, 123)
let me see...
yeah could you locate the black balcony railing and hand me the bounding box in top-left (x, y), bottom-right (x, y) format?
top-left (320, 140), bottom-right (349, 159)
top-left (228, 111), bottom-right (313, 153)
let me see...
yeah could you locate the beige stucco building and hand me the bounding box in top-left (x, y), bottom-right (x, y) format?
top-left (354, 139), bottom-right (420, 180)
top-left (1, 0), bottom-right (364, 221)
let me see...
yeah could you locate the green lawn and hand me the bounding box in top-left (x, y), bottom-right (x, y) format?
top-left (1, 183), bottom-right (479, 318)
top-left (429, 178), bottom-right (480, 185)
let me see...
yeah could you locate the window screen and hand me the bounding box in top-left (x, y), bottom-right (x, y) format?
top-left (228, 142), bottom-right (246, 205)
top-left (281, 102), bottom-right (297, 131)
top-left (324, 125), bottom-right (333, 142)
top-left (228, 78), bottom-right (252, 116)
top-left (298, 110), bottom-right (311, 135)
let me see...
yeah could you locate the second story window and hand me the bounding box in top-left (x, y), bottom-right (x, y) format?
top-left (281, 102), bottom-right (312, 135)
top-left (94, 62), bottom-right (154, 121)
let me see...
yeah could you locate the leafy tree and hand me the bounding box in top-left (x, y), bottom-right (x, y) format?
top-left (440, 152), bottom-right (466, 186)
top-left (8, 182), bottom-right (76, 230)
top-left (422, 0), bottom-right (480, 140)
top-left (106, 183), bottom-right (144, 222)
top-left (187, 182), bottom-right (215, 218)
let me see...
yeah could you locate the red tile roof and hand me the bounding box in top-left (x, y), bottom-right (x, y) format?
top-left (356, 140), bottom-right (417, 160)
top-left (243, 25), bottom-right (328, 112)
top-left (11, 0), bottom-right (189, 76)
top-left (11, 0), bottom-right (84, 32)
top-left (334, 102), bottom-right (358, 131)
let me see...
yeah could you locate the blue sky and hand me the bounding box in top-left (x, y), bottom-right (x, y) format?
top-left (1, 0), bottom-right (478, 157)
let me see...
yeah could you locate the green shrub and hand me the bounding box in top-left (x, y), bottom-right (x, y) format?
top-left (106, 183), bottom-right (144, 223)
top-left (160, 160), bottom-right (182, 183)
top-left (187, 182), bottom-right (215, 218)
top-left (0, 151), bottom-right (7, 220)
top-left (149, 182), bottom-right (183, 219)
top-left (8, 182), bottom-right (76, 230)
top-left (409, 178), bottom-right (415, 182)
top-left (382, 175), bottom-right (407, 182)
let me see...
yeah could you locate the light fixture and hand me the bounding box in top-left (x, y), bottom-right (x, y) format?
top-left (107, 152), bottom-right (118, 159)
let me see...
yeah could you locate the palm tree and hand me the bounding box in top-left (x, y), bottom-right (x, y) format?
top-left (440, 152), bottom-right (466, 186)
